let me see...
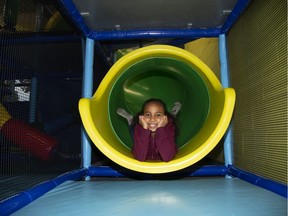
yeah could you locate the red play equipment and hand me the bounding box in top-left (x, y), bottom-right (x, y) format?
top-left (0, 103), bottom-right (58, 161)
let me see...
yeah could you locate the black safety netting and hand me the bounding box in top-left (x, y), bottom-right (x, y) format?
top-left (0, 0), bottom-right (83, 201)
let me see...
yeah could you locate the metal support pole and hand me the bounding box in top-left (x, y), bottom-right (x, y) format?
top-left (81, 38), bottom-right (94, 178)
top-left (219, 34), bottom-right (234, 169)
top-left (29, 77), bottom-right (37, 123)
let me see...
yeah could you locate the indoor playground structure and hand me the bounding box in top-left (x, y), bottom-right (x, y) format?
top-left (0, 0), bottom-right (287, 215)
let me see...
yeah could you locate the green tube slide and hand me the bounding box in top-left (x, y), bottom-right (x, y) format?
top-left (79, 45), bottom-right (235, 174)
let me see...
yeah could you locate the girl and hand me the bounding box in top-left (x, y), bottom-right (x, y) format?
top-left (117, 99), bottom-right (181, 162)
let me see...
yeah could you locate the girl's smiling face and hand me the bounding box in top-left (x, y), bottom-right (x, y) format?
top-left (143, 102), bottom-right (165, 132)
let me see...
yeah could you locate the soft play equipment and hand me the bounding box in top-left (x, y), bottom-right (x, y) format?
top-left (79, 45), bottom-right (236, 174)
top-left (0, 103), bottom-right (58, 161)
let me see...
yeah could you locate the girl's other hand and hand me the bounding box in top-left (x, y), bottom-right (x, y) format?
top-left (158, 115), bottom-right (168, 128)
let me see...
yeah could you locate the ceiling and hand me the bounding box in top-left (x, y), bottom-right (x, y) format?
top-left (58, 0), bottom-right (251, 40)
top-left (72, 0), bottom-right (237, 31)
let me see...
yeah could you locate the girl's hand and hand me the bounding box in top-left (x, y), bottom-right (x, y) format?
top-left (158, 115), bottom-right (168, 128)
top-left (139, 115), bottom-right (148, 129)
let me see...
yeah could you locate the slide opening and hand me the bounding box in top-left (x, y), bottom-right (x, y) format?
top-left (109, 57), bottom-right (210, 149)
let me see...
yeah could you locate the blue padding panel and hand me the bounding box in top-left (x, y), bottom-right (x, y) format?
top-left (12, 178), bottom-right (287, 216)
top-left (0, 168), bottom-right (88, 216)
top-left (88, 165), bottom-right (228, 178)
top-left (228, 165), bottom-right (288, 198)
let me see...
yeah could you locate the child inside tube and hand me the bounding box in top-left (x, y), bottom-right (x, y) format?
top-left (117, 98), bottom-right (181, 162)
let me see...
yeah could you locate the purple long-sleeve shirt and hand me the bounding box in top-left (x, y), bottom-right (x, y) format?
top-left (132, 119), bottom-right (178, 162)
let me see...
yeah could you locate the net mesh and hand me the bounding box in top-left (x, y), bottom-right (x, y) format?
top-left (0, 0), bottom-right (81, 201)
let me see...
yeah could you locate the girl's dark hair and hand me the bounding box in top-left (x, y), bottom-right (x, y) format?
top-left (140, 98), bottom-right (169, 115)
top-left (132, 98), bottom-right (176, 126)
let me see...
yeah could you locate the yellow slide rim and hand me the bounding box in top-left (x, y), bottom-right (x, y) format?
top-left (79, 45), bottom-right (235, 173)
